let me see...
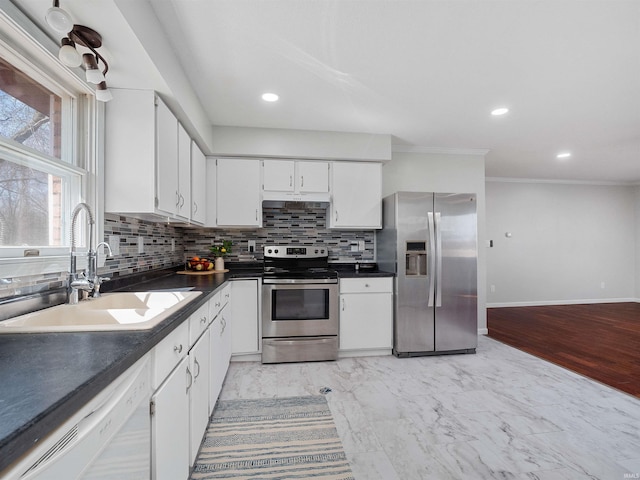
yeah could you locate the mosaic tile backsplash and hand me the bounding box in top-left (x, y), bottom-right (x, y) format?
top-left (0, 206), bottom-right (374, 299)
top-left (184, 206), bottom-right (374, 263)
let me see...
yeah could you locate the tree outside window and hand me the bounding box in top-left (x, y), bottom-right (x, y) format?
top-left (0, 56), bottom-right (64, 247)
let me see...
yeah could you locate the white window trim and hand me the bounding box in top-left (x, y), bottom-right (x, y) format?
top-left (0, 1), bottom-right (103, 279)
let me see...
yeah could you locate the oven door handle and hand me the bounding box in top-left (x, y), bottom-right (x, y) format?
top-left (265, 337), bottom-right (335, 346)
top-left (262, 278), bottom-right (338, 285)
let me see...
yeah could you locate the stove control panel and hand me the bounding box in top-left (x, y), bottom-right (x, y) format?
top-left (264, 245), bottom-right (327, 258)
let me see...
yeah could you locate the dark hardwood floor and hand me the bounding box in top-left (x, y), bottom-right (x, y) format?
top-left (487, 302), bottom-right (640, 398)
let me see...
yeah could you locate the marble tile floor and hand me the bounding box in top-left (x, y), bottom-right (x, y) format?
top-left (219, 336), bottom-right (640, 480)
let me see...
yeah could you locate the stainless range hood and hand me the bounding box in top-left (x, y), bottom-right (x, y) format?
top-left (262, 200), bottom-right (330, 209)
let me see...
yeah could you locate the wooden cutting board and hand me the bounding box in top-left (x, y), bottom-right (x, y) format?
top-left (177, 269), bottom-right (229, 275)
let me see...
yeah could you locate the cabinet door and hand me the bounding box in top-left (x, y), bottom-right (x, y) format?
top-left (191, 141), bottom-right (207, 224)
top-left (216, 159), bottom-right (262, 226)
top-left (263, 160), bottom-right (295, 192)
top-left (330, 162), bottom-right (382, 229)
top-left (177, 123), bottom-right (191, 219)
top-left (340, 293), bottom-right (393, 350)
top-left (151, 356), bottom-right (190, 480)
top-left (297, 161), bottom-right (329, 193)
top-left (209, 315), bottom-right (223, 414)
top-left (156, 98), bottom-right (178, 216)
top-left (230, 279), bottom-right (259, 354)
top-left (189, 332), bottom-right (210, 466)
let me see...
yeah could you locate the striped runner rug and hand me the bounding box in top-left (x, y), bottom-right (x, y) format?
top-left (191, 396), bottom-right (354, 480)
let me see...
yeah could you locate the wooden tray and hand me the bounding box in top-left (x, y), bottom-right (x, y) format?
top-left (177, 269), bottom-right (229, 275)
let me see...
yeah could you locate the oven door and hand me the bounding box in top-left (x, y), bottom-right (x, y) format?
top-left (262, 282), bottom-right (339, 338)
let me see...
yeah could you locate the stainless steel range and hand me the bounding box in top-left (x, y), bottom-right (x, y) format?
top-left (261, 245), bottom-right (339, 364)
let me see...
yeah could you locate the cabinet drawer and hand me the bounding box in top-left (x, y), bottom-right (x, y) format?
top-left (339, 277), bottom-right (392, 294)
top-left (189, 301), bottom-right (210, 347)
top-left (152, 321), bottom-right (189, 389)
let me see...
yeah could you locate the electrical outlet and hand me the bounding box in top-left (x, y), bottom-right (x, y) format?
top-left (600, 281), bottom-right (605, 289)
top-left (248, 240), bottom-right (256, 253)
top-left (490, 284), bottom-right (496, 293)
top-left (138, 236), bottom-right (144, 254)
top-left (171, 239), bottom-right (175, 252)
top-left (358, 240), bottom-right (365, 251)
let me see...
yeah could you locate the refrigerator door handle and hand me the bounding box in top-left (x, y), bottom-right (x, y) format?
top-left (435, 212), bottom-right (442, 307)
top-left (427, 212), bottom-right (436, 307)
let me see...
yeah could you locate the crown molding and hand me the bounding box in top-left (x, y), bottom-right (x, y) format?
top-left (486, 176), bottom-right (637, 186)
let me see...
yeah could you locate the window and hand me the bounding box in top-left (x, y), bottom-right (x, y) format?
top-left (0, 4), bottom-right (99, 277)
top-left (0, 57), bottom-right (69, 248)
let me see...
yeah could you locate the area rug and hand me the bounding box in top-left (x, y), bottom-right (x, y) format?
top-left (191, 396), bottom-right (354, 480)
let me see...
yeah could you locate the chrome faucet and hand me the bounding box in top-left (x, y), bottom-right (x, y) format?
top-left (68, 203), bottom-right (112, 304)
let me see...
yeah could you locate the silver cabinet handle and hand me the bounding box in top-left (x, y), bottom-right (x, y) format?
top-left (220, 315), bottom-right (226, 335)
top-left (179, 194), bottom-right (185, 208)
top-left (186, 365), bottom-right (192, 394)
top-left (300, 175), bottom-right (304, 187)
top-left (255, 209), bottom-right (258, 221)
top-left (193, 201), bottom-right (198, 214)
top-left (335, 210), bottom-right (339, 222)
top-left (365, 283), bottom-right (370, 288)
top-left (289, 175), bottom-right (292, 187)
top-left (174, 344), bottom-right (183, 354)
top-left (194, 358), bottom-right (201, 379)
top-left (342, 298), bottom-right (345, 311)
top-left (175, 191), bottom-right (180, 207)
top-left (200, 316), bottom-right (207, 324)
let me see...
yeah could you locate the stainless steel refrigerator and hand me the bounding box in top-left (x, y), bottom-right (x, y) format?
top-left (377, 192), bottom-right (478, 356)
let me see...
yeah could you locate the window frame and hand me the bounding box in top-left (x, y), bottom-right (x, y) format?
top-left (0, 1), bottom-right (102, 278)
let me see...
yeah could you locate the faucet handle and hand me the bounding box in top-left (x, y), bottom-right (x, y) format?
top-left (91, 277), bottom-right (111, 298)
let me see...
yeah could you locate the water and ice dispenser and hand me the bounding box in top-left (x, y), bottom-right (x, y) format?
top-left (405, 241), bottom-right (427, 276)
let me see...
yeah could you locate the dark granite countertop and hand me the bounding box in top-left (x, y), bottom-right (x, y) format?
top-left (0, 261), bottom-right (391, 473)
top-left (0, 265), bottom-right (261, 474)
top-left (330, 263), bottom-right (396, 278)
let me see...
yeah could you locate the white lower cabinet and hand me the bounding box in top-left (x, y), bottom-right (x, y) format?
top-left (231, 279), bottom-right (260, 355)
top-left (189, 330), bottom-right (211, 465)
top-left (339, 277), bottom-right (393, 351)
top-left (151, 297), bottom-right (214, 480)
top-left (209, 302), bottom-right (231, 413)
top-left (151, 355), bottom-right (190, 480)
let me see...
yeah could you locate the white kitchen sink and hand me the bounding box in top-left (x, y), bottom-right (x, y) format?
top-left (0, 291), bottom-right (202, 333)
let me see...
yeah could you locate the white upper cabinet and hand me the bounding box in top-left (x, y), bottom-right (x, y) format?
top-left (262, 160), bottom-right (329, 201)
top-left (329, 162), bottom-right (382, 229)
top-left (176, 124), bottom-right (191, 220)
top-left (156, 99), bottom-right (179, 217)
top-left (215, 158), bottom-right (262, 227)
top-left (263, 159), bottom-right (295, 193)
top-left (190, 142), bottom-right (206, 225)
top-left (105, 89), bottom-right (201, 224)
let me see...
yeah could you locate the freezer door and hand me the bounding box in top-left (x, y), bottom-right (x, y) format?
top-left (394, 192), bottom-right (435, 353)
top-left (434, 193), bottom-right (478, 351)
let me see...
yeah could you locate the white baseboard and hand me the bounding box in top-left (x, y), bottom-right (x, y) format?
top-left (487, 298), bottom-right (638, 308)
top-left (477, 328), bottom-right (488, 335)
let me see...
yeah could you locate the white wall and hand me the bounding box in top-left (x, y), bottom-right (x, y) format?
top-left (211, 126), bottom-right (392, 161)
top-left (486, 181), bottom-right (636, 306)
top-left (382, 151), bottom-right (487, 333)
top-left (636, 186), bottom-right (640, 299)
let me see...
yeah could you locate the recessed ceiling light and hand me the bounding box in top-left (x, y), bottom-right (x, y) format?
top-left (556, 152), bottom-right (572, 159)
top-left (491, 107), bottom-right (509, 116)
top-left (262, 93), bottom-right (279, 102)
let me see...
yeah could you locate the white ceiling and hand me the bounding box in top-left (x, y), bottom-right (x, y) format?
top-left (14, 0), bottom-right (640, 183)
